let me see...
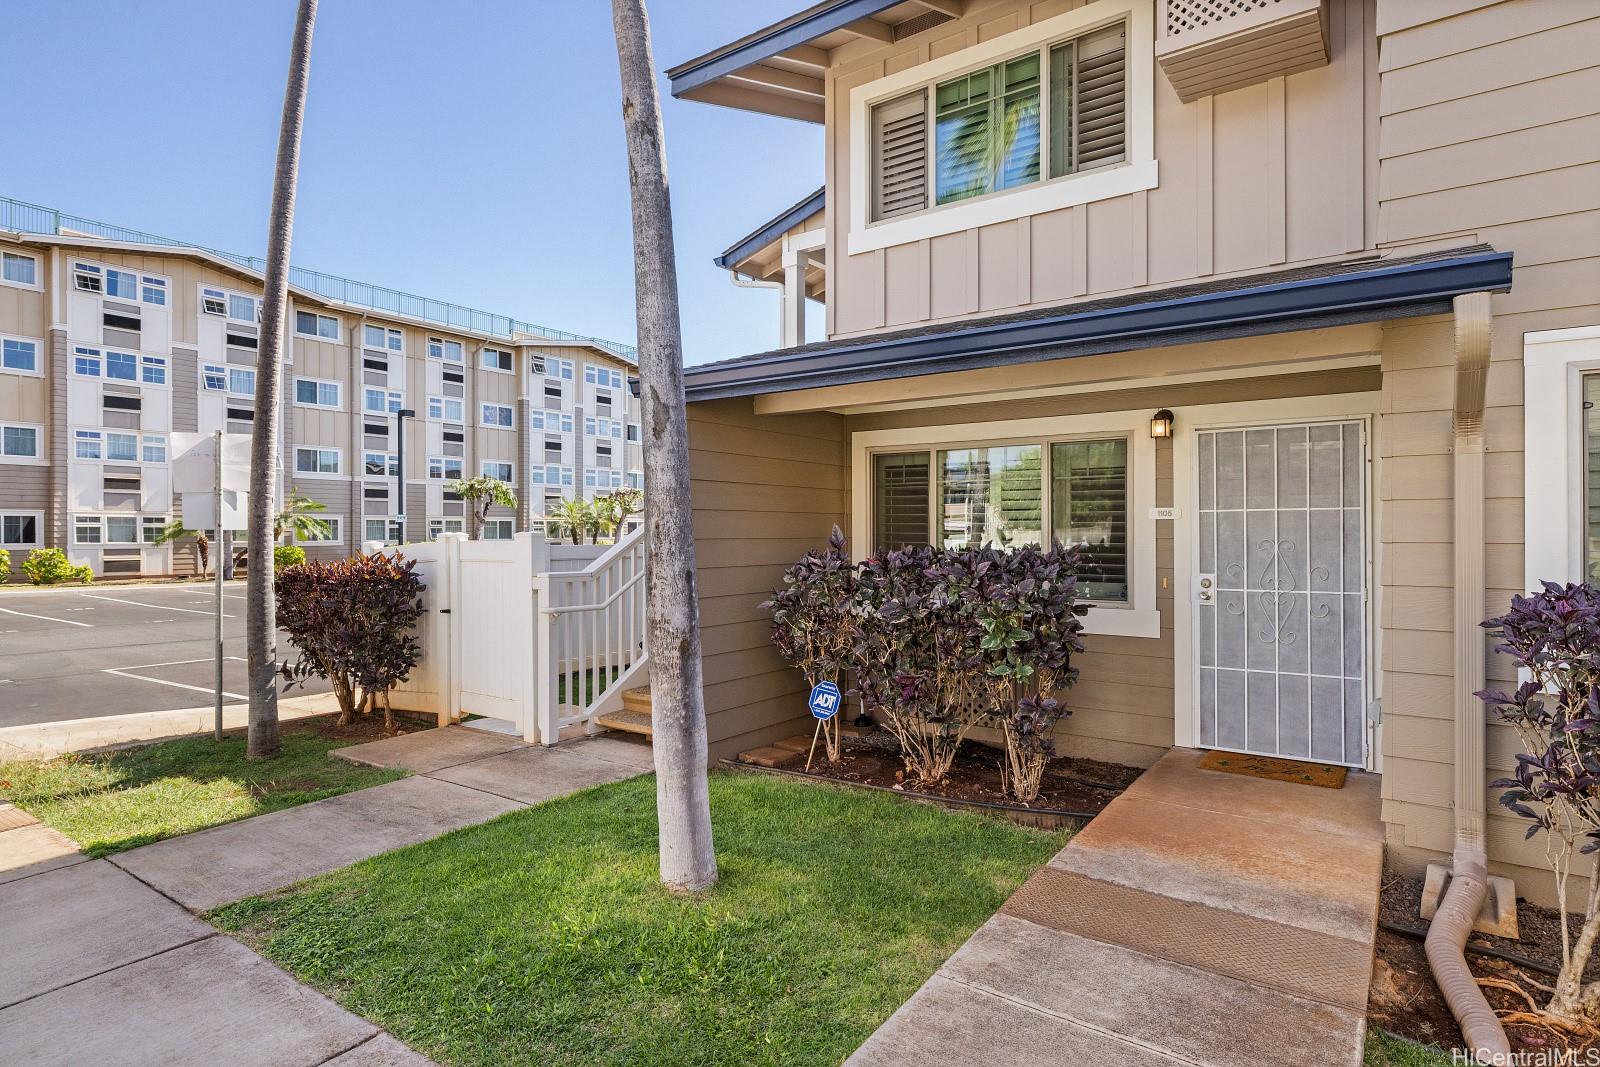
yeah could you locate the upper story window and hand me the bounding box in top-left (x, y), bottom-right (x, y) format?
top-left (584, 365), bottom-right (623, 389)
top-left (481, 348), bottom-right (513, 372)
top-left (295, 311), bottom-right (340, 340)
top-left (544, 356), bottom-right (574, 381)
top-left (74, 261), bottom-right (169, 305)
top-left (481, 403), bottom-right (514, 428)
top-left (364, 325), bottom-right (404, 351)
top-left (851, 0), bottom-right (1152, 253)
top-left (2, 251), bottom-right (39, 288)
top-left (295, 377), bottom-right (342, 409)
top-left (428, 337), bottom-right (464, 363)
top-left (203, 364), bottom-right (256, 397)
top-left (2, 337), bottom-right (39, 375)
top-left (201, 287), bottom-right (261, 322)
top-left (428, 395), bottom-right (463, 423)
top-left (1, 423), bottom-right (39, 459)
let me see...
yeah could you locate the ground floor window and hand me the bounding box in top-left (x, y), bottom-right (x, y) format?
top-left (300, 517), bottom-right (342, 544)
top-left (1, 512), bottom-right (40, 546)
top-left (870, 434), bottom-right (1130, 602)
top-left (428, 518), bottom-right (464, 540)
top-left (365, 518), bottom-right (403, 545)
top-left (481, 519), bottom-right (513, 540)
top-left (1587, 373), bottom-right (1600, 581)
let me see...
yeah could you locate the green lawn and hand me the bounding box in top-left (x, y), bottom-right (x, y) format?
top-left (213, 772), bottom-right (1068, 1067)
top-left (1364, 1029), bottom-right (1455, 1066)
top-left (0, 727), bottom-right (405, 857)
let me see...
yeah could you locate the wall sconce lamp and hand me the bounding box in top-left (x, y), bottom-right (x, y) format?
top-left (1150, 409), bottom-right (1175, 439)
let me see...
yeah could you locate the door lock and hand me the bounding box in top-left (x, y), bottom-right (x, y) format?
top-left (1195, 573), bottom-right (1215, 603)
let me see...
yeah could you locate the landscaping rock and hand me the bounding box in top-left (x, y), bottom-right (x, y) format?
top-left (738, 745), bottom-right (802, 768)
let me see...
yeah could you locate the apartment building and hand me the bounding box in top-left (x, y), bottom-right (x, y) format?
top-left (0, 204), bottom-right (640, 578)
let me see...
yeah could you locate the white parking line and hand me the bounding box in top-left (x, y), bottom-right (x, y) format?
top-left (102, 659), bottom-right (248, 702)
top-left (0, 606), bottom-right (94, 628)
top-left (80, 593), bottom-right (234, 618)
top-left (116, 656), bottom-right (244, 671)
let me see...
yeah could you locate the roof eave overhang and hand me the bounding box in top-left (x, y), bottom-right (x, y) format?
top-left (714, 187), bottom-right (827, 270)
top-left (667, 0), bottom-right (902, 118)
top-left (683, 250), bottom-right (1514, 402)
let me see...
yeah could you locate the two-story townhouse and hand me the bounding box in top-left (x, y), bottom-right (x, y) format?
top-left (0, 209), bottom-right (638, 575)
top-left (665, 0), bottom-right (1600, 920)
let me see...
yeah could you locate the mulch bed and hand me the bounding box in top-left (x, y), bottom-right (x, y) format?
top-left (1369, 865), bottom-right (1599, 1056)
top-left (257, 711), bottom-right (434, 744)
top-left (758, 731), bottom-right (1143, 820)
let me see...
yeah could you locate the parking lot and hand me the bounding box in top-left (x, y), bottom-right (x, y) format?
top-left (0, 581), bottom-right (328, 728)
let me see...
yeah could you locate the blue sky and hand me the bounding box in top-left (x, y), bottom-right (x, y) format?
top-left (4, 1), bottom-right (821, 363)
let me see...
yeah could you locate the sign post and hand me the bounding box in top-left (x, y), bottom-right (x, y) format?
top-left (806, 679), bottom-right (842, 771)
top-left (171, 432), bottom-right (250, 742)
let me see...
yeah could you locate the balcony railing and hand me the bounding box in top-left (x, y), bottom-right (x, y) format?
top-left (0, 194), bottom-right (636, 361)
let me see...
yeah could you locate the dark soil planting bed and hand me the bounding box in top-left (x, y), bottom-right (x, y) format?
top-left (732, 732), bottom-right (1142, 830)
top-left (1368, 866), bottom-right (1600, 1058)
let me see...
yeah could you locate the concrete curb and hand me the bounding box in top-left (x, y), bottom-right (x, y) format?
top-left (0, 693), bottom-right (343, 759)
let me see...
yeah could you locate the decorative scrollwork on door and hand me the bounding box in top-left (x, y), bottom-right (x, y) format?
top-left (1255, 538), bottom-right (1299, 647)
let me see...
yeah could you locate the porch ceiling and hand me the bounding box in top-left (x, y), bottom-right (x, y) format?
top-left (682, 246), bottom-right (1513, 404)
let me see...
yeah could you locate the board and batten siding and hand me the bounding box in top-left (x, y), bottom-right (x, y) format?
top-left (826, 0), bottom-right (1376, 339)
top-left (1375, 0), bottom-right (1600, 902)
top-left (687, 398), bottom-right (849, 761)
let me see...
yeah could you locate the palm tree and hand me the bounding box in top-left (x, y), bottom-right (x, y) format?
top-left (246, 0), bottom-right (318, 761)
top-left (452, 474), bottom-right (517, 539)
top-left (547, 497), bottom-right (596, 546)
top-left (275, 487), bottom-right (331, 543)
top-left (611, 0), bottom-right (717, 893)
top-left (152, 519), bottom-right (210, 578)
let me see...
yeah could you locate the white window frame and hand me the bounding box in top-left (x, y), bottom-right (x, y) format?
top-left (481, 518), bottom-right (514, 541)
top-left (481, 402), bottom-right (514, 429)
top-left (227, 366), bottom-right (257, 398)
top-left (1, 335), bottom-right (42, 377)
top-left (1525, 325), bottom-right (1600, 587)
top-left (428, 517), bottom-right (465, 540)
top-left (1, 511), bottom-right (43, 547)
top-left (846, 0), bottom-right (1156, 255)
top-left (1, 422), bottom-right (43, 464)
top-left (1, 250), bottom-right (41, 291)
top-left (103, 431), bottom-right (140, 463)
top-left (364, 324), bottom-right (404, 352)
top-left (141, 434), bottom-right (167, 463)
top-left (428, 455), bottom-right (464, 480)
top-left (482, 460), bottom-right (513, 482)
top-left (294, 447), bottom-right (343, 477)
top-left (428, 396), bottom-right (464, 423)
top-left (545, 356), bottom-right (574, 381)
top-left (851, 408), bottom-right (1158, 638)
top-left (74, 514), bottom-right (104, 544)
top-left (481, 347), bottom-right (513, 373)
top-left (294, 376), bottom-right (343, 410)
top-left (295, 310), bottom-right (341, 341)
top-left (140, 354), bottom-right (169, 387)
top-left (428, 337), bottom-right (464, 363)
top-left (299, 515), bottom-right (344, 545)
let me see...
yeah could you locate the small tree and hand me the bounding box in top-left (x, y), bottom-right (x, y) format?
top-left (1481, 582), bottom-right (1600, 1029)
top-left (277, 553), bottom-right (425, 733)
top-left (594, 487), bottom-right (643, 542)
top-left (763, 525), bottom-right (855, 763)
top-left (0, 548), bottom-right (10, 583)
top-left (275, 487), bottom-right (331, 544)
top-left (454, 475), bottom-right (517, 540)
top-left (548, 497), bottom-right (597, 545)
top-left (151, 519), bottom-right (210, 577)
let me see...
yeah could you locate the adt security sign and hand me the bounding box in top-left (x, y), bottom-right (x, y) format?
top-left (808, 680), bottom-right (842, 721)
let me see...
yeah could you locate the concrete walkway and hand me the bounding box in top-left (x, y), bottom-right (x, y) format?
top-left (847, 748), bottom-right (1384, 1067)
top-left (0, 727), bottom-right (654, 1066)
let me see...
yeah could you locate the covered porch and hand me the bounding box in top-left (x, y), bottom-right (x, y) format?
top-left (683, 244), bottom-right (1520, 890)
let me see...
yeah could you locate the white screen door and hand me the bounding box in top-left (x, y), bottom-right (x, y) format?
top-left (1194, 421), bottom-right (1367, 767)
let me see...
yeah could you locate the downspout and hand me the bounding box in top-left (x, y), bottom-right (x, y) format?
top-left (1424, 290), bottom-right (1511, 1062)
top-left (728, 269), bottom-right (788, 350)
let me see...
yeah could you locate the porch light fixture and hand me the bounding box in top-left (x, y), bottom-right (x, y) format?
top-left (1150, 409), bottom-right (1174, 439)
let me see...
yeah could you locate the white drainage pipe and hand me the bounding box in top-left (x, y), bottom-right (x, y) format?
top-left (1424, 847), bottom-right (1511, 1064)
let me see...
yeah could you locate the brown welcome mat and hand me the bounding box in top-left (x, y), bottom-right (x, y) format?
top-left (1198, 750), bottom-right (1347, 789)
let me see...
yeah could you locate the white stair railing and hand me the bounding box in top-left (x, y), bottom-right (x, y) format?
top-left (533, 525), bottom-right (648, 744)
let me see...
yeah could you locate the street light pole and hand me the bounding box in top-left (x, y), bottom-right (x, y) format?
top-left (395, 407), bottom-right (415, 544)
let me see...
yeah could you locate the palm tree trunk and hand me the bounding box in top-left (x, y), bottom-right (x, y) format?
top-left (247, 0), bottom-right (318, 761)
top-left (611, 0), bottom-right (717, 892)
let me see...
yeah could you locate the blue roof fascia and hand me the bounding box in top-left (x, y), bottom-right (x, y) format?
top-left (669, 0), bottom-right (902, 97)
top-left (714, 188), bottom-right (826, 270)
top-left (684, 249), bottom-right (1514, 401)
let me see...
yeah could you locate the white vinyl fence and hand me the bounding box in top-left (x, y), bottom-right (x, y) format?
top-left (388, 527), bottom-right (649, 743)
